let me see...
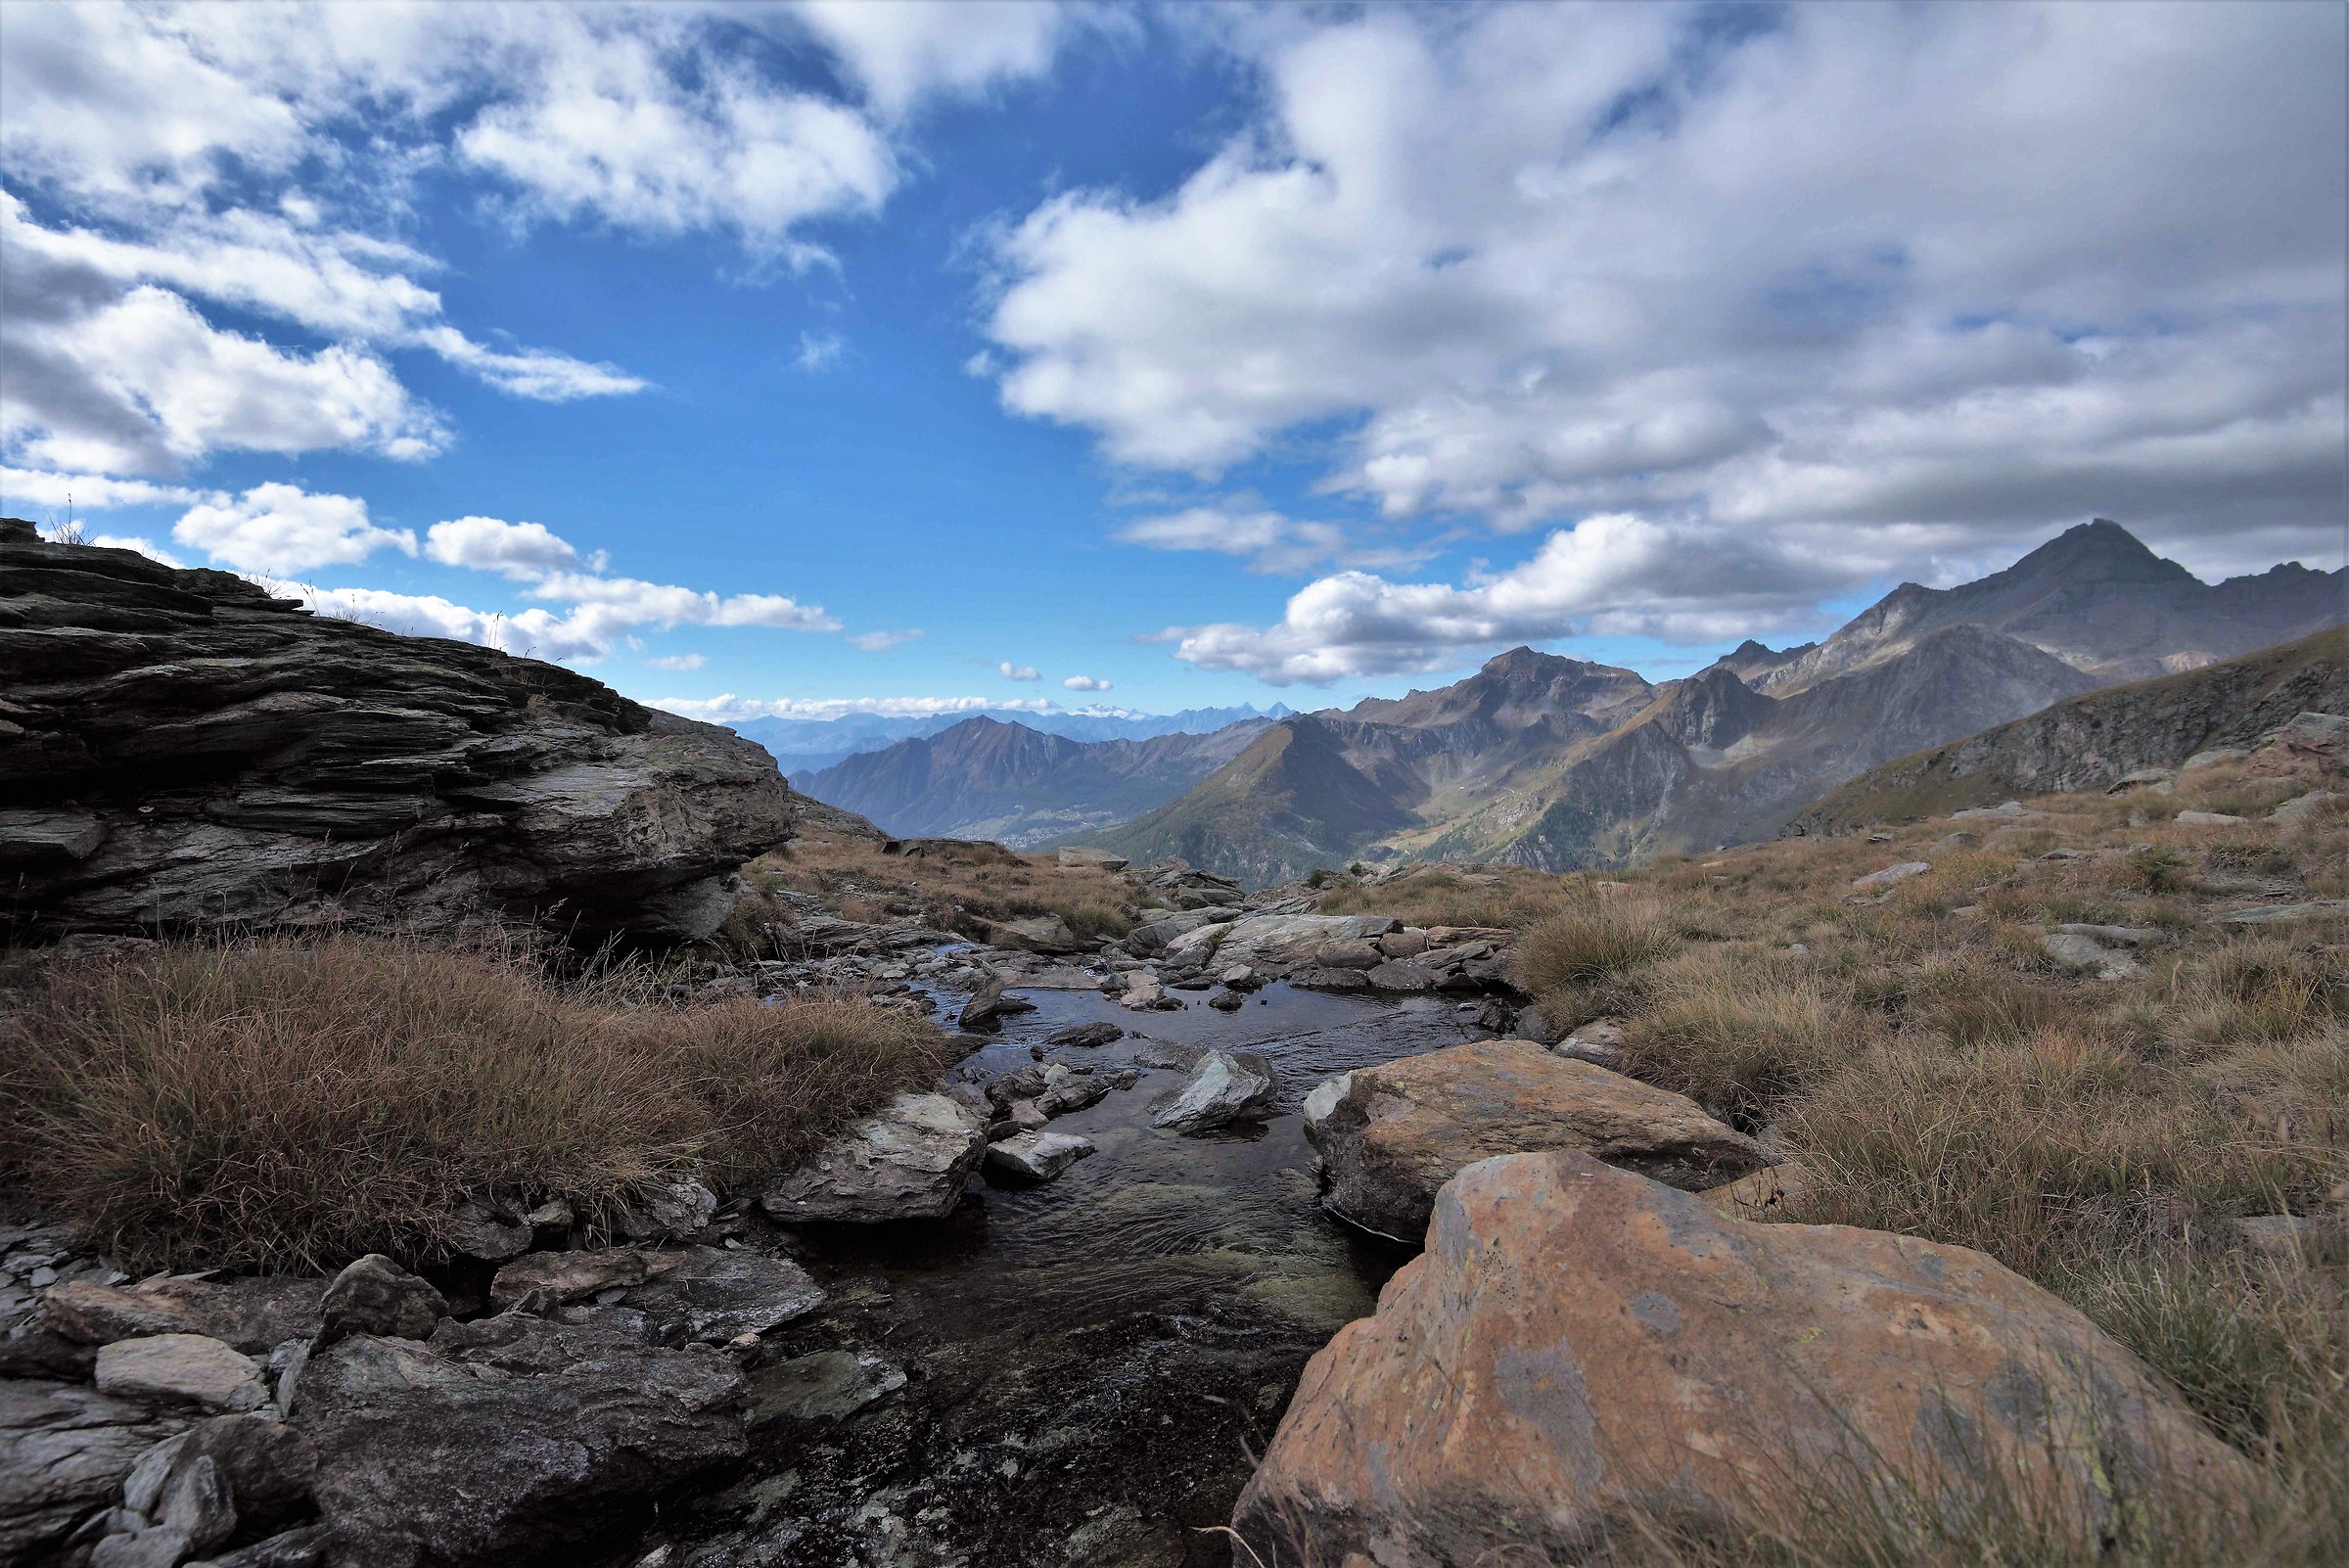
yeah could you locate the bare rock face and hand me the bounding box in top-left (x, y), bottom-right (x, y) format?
top-left (1306, 1038), bottom-right (1764, 1241)
top-left (760, 1092), bottom-right (988, 1222)
top-left (0, 528), bottom-right (799, 942)
top-left (1235, 1152), bottom-right (2257, 1564)
top-left (293, 1325), bottom-right (745, 1566)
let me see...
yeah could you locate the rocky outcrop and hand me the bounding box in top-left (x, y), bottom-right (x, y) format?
top-left (295, 1322), bottom-right (746, 1566)
top-left (0, 525), bottom-right (801, 942)
top-left (1305, 1039), bottom-right (1765, 1241)
top-left (1236, 1152), bottom-right (2256, 1564)
top-left (760, 1092), bottom-right (987, 1222)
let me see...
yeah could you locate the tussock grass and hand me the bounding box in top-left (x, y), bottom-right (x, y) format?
top-left (1512, 894), bottom-right (1679, 1002)
top-left (0, 932), bottom-right (953, 1273)
top-left (1617, 949), bottom-right (1854, 1128)
top-left (1313, 862), bottom-right (1602, 930)
top-left (743, 833), bottom-right (1141, 945)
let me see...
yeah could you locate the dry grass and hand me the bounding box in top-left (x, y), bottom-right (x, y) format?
top-left (0, 931), bottom-right (953, 1273)
top-left (1285, 753), bottom-right (2349, 1563)
top-left (741, 832), bottom-right (1144, 944)
top-left (1314, 863), bottom-right (1604, 930)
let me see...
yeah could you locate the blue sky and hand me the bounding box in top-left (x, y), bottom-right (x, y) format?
top-left (4, 2), bottom-right (2342, 725)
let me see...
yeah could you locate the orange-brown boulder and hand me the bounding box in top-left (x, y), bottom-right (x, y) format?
top-left (1305, 1038), bottom-right (1764, 1240)
top-left (1236, 1152), bottom-right (2255, 1564)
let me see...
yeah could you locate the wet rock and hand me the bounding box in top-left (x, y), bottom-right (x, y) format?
top-left (1307, 1039), bottom-right (1765, 1242)
top-left (1208, 989), bottom-right (1246, 1011)
top-left (489, 1248), bottom-right (666, 1311)
top-left (1124, 909), bottom-right (1232, 955)
top-left (614, 1247), bottom-right (824, 1345)
top-left (1219, 963), bottom-right (1259, 989)
top-left (1850, 860), bottom-right (1931, 891)
top-left (296, 1330), bottom-right (746, 1567)
top-left (1013, 964), bottom-right (1104, 990)
top-left (2041, 931), bottom-right (2142, 980)
top-left (1151, 1050), bottom-right (1277, 1134)
top-left (1118, 978), bottom-right (1177, 1011)
top-left (1288, 964), bottom-right (1371, 993)
top-left (96, 1336), bottom-right (269, 1412)
top-left (985, 1131), bottom-right (1099, 1182)
top-left (319, 1256), bottom-right (445, 1345)
top-left (1045, 1020), bottom-right (1124, 1048)
top-left (1300, 1072), bottom-right (1353, 1132)
top-left (0, 1380), bottom-right (191, 1562)
top-left (1235, 1152), bottom-right (2256, 1563)
top-left (1036, 1076), bottom-right (1110, 1118)
top-left (959, 977), bottom-right (1031, 1028)
top-left (745, 1349), bottom-right (904, 1431)
top-left (760, 1092), bottom-right (987, 1222)
top-left (1472, 997), bottom-right (1516, 1035)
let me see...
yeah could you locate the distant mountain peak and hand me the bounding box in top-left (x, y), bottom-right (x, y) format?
top-left (1999, 518), bottom-right (2189, 585)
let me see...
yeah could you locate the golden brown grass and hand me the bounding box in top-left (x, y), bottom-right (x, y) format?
top-left (0, 931), bottom-right (953, 1273)
top-left (1284, 757), bottom-right (2349, 1564)
top-left (739, 832), bottom-right (1144, 945)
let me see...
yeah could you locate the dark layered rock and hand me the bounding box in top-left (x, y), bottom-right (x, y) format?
top-left (0, 524), bottom-right (800, 941)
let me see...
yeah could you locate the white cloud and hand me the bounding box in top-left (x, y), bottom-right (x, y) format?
top-left (847, 627), bottom-right (922, 651)
top-left (1115, 500), bottom-right (1431, 576)
top-left (87, 533), bottom-right (186, 568)
top-left (424, 515), bottom-right (593, 577)
top-left (998, 661), bottom-right (1040, 680)
top-left (524, 570), bottom-right (840, 633)
top-left (0, 465), bottom-right (212, 512)
top-left (1062, 674), bottom-right (1112, 691)
top-left (647, 652), bottom-right (707, 670)
top-left (983, 2), bottom-right (2346, 645)
top-left (658, 693), bottom-right (1060, 722)
top-left (792, 0), bottom-right (1078, 115)
top-left (172, 483), bottom-right (417, 574)
top-left (794, 331), bottom-right (847, 372)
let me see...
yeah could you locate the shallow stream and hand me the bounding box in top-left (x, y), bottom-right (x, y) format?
top-left (658, 974), bottom-right (1481, 1568)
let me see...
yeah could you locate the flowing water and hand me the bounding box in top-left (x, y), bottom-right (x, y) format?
top-left (661, 973), bottom-right (1483, 1568)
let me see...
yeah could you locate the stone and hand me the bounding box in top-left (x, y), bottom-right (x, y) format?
top-left (125, 1278), bottom-right (324, 1356)
top-left (1219, 963), bottom-right (1259, 988)
top-left (613, 1180), bottom-right (719, 1243)
top-left (156, 1450), bottom-right (238, 1554)
top-left (43, 1279), bottom-right (200, 1345)
top-left (0, 532), bottom-right (797, 944)
top-left (1013, 965), bottom-right (1102, 990)
top-left (1950, 800), bottom-right (2043, 821)
top-left (0, 1381), bottom-right (191, 1563)
top-left (489, 1248), bottom-right (664, 1311)
top-left (95, 1336), bottom-right (269, 1412)
top-left (987, 915), bottom-right (1088, 955)
top-left (1162, 921), bottom-right (1236, 962)
top-left (760, 1092), bottom-right (987, 1222)
top-left (2041, 931), bottom-right (2142, 980)
top-left (1850, 860), bottom-right (1931, 891)
top-left (1554, 1018), bottom-right (1627, 1068)
top-left (1056, 847), bottom-right (1128, 871)
top-left (1473, 997), bottom-right (1516, 1035)
top-left (1124, 909), bottom-right (1233, 955)
top-left (93, 1529), bottom-right (195, 1568)
top-left (1211, 914), bottom-right (1401, 969)
top-left (1151, 1050), bottom-right (1277, 1133)
top-left (1036, 1076), bottom-right (1110, 1118)
top-left (1376, 929), bottom-right (1430, 959)
top-left (984, 1131), bottom-right (1099, 1182)
top-left (958, 977), bottom-right (1016, 1028)
top-left (1235, 1152), bottom-right (2257, 1565)
top-left (1118, 978), bottom-right (1176, 1011)
top-left (2174, 809), bottom-right (2247, 826)
top-left (173, 1414), bottom-right (315, 1536)
top-left (1306, 1039), bottom-right (1765, 1242)
top-left (1300, 1073), bottom-right (1353, 1132)
top-left (1362, 961), bottom-right (1437, 993)
top-left (185, 1521), bottom-right (337, 1567)
top-left (1208, 989), bottom-right (1246, 1011)
top-left (1288, 964), bottom-right (1372, 992)
top-left (2227, 1213), bottom-right (2347, 1263)
top-left (2272, 789), bottom-right (2343, 824)
top-left (745, 1350), bottom-right (904, 1430)
top-left (445, 1199), bottom-right (532, 1263)
top-left (615, 1246), bottom-right (824, 1345)
top-left (2055, 922), bottom-right (2158, 945)
top-left (1045, 1021), bottom-right (1123, 1047)
top-left (1699, 1158), bottom-right (1813, 1218)
top-left (296, 1330), bottom-right (745, 1567)
top-left (2220, 900), bottom-right (2349, 924)
top-left (318, 1256), bottom-right (445, 1344)
top-left (1307, 939), bottom-right (1384, 970)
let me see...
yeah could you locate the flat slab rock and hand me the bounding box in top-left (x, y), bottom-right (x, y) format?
top-left (1236, 1152), bottom-right (2256, 1565)
top-left (1304, 1038), bottom-right (1765, 1242)
top-left (760, 1091), bottom-right (987, 1222)
top-left (0, 1380), bottom-right (192, 1562)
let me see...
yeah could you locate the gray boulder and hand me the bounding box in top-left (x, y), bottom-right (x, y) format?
top-left (318, 1256), bottom-right (445, 1345)
top-left (1151, 1051), bottom-right (1277, 1133)
top-left (984, 1131), bottom-right (1098, 1182)
top-left (0, 530), bottom-right (800, 942)
top-left (613, 1246), bottom-right (824, 1345)
top-left (760, 1092), bottom-right (987, 1222)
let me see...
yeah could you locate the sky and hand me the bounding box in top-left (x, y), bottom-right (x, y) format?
top-left (3, 1), bottom-right (2343, 724)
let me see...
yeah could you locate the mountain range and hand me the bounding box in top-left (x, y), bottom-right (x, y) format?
top-left (731, 702), bottom-right (1293, 773)
top-left (792, 522), bottom-right (2342, 880)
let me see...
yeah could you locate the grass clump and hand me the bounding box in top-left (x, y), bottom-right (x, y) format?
top-left (0, 931), bottom-right (953, 1273)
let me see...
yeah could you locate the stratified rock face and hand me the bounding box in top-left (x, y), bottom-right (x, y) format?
top-left (0, 528), bottom-right (798, 941)
top-left (1306, 1039), bottom-right (1764, 1241)
top-left (1235, 1153), bottom-right (2256, 1565)
top-left (295, 1326), bottom-right (746, 1566)
top-left (760, 1092), bottom-right (987, 1222)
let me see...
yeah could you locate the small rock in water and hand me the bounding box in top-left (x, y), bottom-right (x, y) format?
top-left (985, 1131), bottom-right (1098, 1182)
top-left (1208, 989), bottom-right (1246, 1011)
top-left (1046, 1021), bottom-right (1124, 1047)
top-left (760, 1092), bottom-right (988, 1222)
top-left (1151, 1050), bottom-right (1277, 1133)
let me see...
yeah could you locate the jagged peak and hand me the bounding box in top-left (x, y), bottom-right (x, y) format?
top-left (1996, 518), bottom-right (2189, 584)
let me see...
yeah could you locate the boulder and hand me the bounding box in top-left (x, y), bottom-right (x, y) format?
top-left (1234, 1153), bottom-right (2257, 1564)
top-left (1211, 914), bottom-right (1401, 970)
top-left (1151, 1050), bottom-right (1277, 1134)
top-left (1118, 978), bottom-right (1177, 1011)
top-left (43, 1279), bottom-right (201, 1345)
top-left (987, 915), bottom-right (1089, 955)
top-left (318, 1256), bottom-right (445, 1345)
top-left (45, 1276), bottom-right (323, 1356)
top-left (1850, 860), bottom-right (1931, 892)
top-left (0, 531), bottom-right (799, 943)
top-left (611, 1179), bottom-right (719, 1244)
top-left (1306, 1039), bottom-right (1765, 1242)
top-left (95, 1336), bottom-right (269, 1412)
top-left (1362, 961), bottom-right (1436, 993)
top-left (2173, 809), bottom-right (2247, 827)
top-left (959, 977), bottom-right (1027, 1028)
top-left (1289, 965), bottom-right (1371, 993)
top-left (1208, 989), bottom-right (1246, 1011)
top-left (489, 1247), bottom-right (665, 1311)
top-left (746, 1350), bottom-right (905, 1431)
top-left (613, 1247), bottom-right (824, 1345)
top-left (760, 1092), bottom-right (987, 1222)
top-left (2041, 931), bottom-right (2142, 980)
top-left (1376, 929), bottom-right (1430, 959)
top-left (1056, 847), bottom-right (1128, 871)
top-left (1307, 940), bottom-right (1385, 970)
top-left (444, 1201), bottom-right (532, 1263)
top-left (1045, 1021), bottom-right (1124, 1048)
top-left (1125, 909), bottom-right (1231, 955)
top-left (984, 1131), bottom-right (1098, 1182)
top-left (1162, 921), bottom-right (1236, 962)
top-left (1554, 1018), bottom-right (1627, 1068)
top-left (295, 1328), bottom-right (745, 1567)
top-left (0, 1380), bottom-right (191, 1562)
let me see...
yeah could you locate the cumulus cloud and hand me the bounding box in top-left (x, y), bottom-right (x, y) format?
top-left (86, 533), bottom-right (186, 568)
top-left (424, 515), bottom-right (595, 577)
top-left (998, 662), bottom-right (1040, 680)
top-left (792, 0), bottom-right (1080, 116)
top-left (646, 653), bottom-right (707, 670)
top-left (173, 483), bottom-right (416, 574)
top-left (984, 2), bottom-right (2346, 651)
top-left (0, 464), bottom-right (211, 512)
top-left (847, 628), bottom-right (922, 651)
top-left (1061, 674), bottom-right (1112, 691)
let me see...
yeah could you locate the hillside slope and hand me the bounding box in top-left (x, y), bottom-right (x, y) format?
top-left (1784, 628), bottom-right (2349, 835)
